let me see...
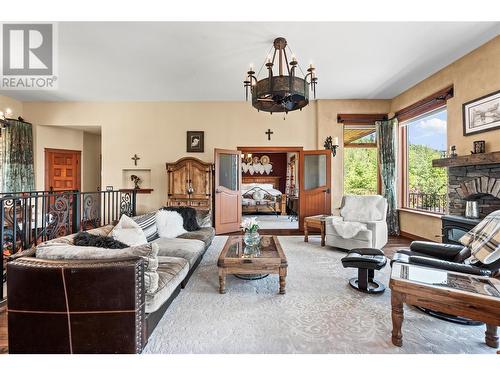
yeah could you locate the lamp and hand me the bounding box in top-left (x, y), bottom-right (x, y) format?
top-left (324, 136), bottom-right (339, 157)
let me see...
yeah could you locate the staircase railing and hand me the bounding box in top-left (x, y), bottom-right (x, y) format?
top-left (1, 189), bottom-right (137, 302)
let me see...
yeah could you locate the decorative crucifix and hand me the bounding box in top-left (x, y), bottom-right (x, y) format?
top-left (265, 129), bottom-right (274, 141)
top-left (131, 154), bottom-right (140, 166)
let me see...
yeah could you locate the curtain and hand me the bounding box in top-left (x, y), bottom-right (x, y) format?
top-left (376, 118), bottom-right (400, 235)
top-left (1, 119), bottom-right (35, 192)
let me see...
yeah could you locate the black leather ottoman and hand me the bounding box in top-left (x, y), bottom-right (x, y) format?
top-left (341, 248), bottom-right (387, 294)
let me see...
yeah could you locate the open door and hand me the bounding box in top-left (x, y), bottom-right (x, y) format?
top-left (299, 150), bottom-right (332, 228)
top-left (214, 148), bottom-right (242, 234)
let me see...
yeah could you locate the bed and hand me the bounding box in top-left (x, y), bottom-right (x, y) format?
top-left (241, 176), bottom-right (287, 216)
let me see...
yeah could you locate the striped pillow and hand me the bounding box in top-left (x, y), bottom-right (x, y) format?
top-left (132, 212), bottom-right (159, 242)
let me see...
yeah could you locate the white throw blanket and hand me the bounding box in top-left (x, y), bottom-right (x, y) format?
top-left (332, 221), bottom-right (367, 239)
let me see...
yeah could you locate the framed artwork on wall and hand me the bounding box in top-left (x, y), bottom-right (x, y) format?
top-left (187, 131), bottom-right (204, 152)
top-left (463, 89), bottom-right (500, 136)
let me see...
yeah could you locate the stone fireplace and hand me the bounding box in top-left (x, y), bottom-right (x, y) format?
top-left (448, 164), bottom-right (500, 217)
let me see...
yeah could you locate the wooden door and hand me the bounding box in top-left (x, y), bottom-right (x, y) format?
top-left (299, 150), bottom-right (332, 227)
top-left (45, 149), bottom-right (81, 191)
top-left (214, 148), bottom-right (241, 234)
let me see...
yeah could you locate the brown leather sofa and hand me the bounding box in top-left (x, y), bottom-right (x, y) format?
top-left (7, 222), bottom-right (215, 354)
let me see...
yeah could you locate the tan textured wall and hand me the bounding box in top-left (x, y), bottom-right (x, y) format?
top-left (317, 100), bottom-right (391, 209)
top-left (0, 95), bottom-right (23, 118)
top-left (23, 101), bottom-right (318, 212)
top-left (33, 125), bottom-right (101, 192)
top-left (392, 36), bottom-right (500, 240)
top-left (34, 125), bottom-right (84, 190)
top-left (82, 132), bottom-right (101, 191)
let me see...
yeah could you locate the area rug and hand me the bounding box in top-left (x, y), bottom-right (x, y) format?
top-left (143, 236), bottom-right (495, 354)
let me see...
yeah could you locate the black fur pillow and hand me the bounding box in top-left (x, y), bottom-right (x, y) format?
top-left (162, 206), bottom-right (200, 232)
top-left (73, 232), bottom-right (129, 249)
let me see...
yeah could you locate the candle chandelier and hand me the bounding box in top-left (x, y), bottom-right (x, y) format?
top-left (244, 37), bottom-right (318, 116)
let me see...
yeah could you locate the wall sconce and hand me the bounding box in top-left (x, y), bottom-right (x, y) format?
top-left (324, 136), bottom-right (339, 157)
top-left (0, 108), bottom-right (12, 127)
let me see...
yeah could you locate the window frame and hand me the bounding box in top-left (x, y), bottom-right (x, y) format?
top-left (400, 105), bottom-right (448, 214)
top-left (343, 124), bottom-right (381, 195)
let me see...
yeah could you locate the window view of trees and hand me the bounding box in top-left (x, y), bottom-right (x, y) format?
top-left (344, 127), bottom-right (378, 195)
top-left (344, 147), bottom-right (378, 195)
top-left (405, 108), bottom-right (448, 213)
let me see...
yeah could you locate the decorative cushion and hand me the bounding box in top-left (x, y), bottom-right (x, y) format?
top-left (252, 189), bottom-right (265, 201)
top-left (460, 210), bottom-right (500, 265)
top-left (131, 212), bottom-right (159, 242)
top-left (196, 209), bottom-right (212, 228)
top-left (156, 210), bottom-right (187, 239)
top-left (110, 214), bottom-right (148, 246)
top-left (162, 206), bottom-right (200, 231)
top-left (73, 232), bottom-right (128, 249)
top-left (340, 195), bottom-right (387, 222)
top-left (36, 242), bottom-right (160, 293)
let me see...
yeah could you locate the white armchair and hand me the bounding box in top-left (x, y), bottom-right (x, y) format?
top-left (325, 195), bottom-right (388, 250)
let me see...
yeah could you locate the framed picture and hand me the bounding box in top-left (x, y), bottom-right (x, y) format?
top-left (463, 89), bottom-right (500, 136)
top-left (187, 131), bottom-right (204, 152)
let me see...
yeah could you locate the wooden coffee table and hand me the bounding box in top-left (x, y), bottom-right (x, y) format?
top-left (304, 215), bottom-right (328, 246)
top-left (390, 262), bottom-right (500, 349)
top-left (217, 235), bottom-right (288, 294)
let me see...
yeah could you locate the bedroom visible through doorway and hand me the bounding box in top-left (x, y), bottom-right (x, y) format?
top-left (238, 147), bottom-right (300, 230)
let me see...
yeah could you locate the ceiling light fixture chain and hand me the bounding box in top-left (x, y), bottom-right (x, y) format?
top-left (244, 37), bottom-right (318, 115)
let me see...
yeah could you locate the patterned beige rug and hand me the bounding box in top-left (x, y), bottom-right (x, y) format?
top-left (143, 236), bottom-right (496, 354)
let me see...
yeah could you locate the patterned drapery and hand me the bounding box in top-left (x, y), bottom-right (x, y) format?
top-left (376, 118), bottom-right (400, 235)
top-left (1, 119), bottom-right (35, 192)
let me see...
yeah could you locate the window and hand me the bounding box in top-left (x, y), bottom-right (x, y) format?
top-left (344, 125), bottom-right (378, 195)
top-left (402, 107), bottom-right (448, 213)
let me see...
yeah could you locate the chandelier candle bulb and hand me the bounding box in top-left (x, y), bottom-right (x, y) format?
top-left (332, 137), bottom-right (339, 146)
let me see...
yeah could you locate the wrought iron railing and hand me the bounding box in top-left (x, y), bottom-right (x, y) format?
top-left (407, 192), bottom-right (447, 214)
top-left (1, 189), bottom-right (137, 301)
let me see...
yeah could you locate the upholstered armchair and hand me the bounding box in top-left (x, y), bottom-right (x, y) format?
top-left (325, 195), bottom-right (388, 250)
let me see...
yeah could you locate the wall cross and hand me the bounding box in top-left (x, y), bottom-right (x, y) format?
top-left (131, 154), bottom-right (140, 166)
top-left (265, 129), bottom-right (274, 141)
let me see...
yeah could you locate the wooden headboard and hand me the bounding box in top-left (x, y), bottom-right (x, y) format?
top-left (242, 176), bottom-right (281, 189)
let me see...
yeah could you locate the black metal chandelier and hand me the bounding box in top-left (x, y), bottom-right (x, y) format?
top-left (244, 37), bottom-right (317, 115)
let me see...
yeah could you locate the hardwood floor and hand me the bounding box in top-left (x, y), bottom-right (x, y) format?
top-left (0, 235), bottom-right (412, 354)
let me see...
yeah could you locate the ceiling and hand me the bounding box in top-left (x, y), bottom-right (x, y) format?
top-left (2, 22), bottom-right (499, 102)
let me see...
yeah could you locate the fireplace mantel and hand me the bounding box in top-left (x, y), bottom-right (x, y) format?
top-left (432, 151), bottom-right (500, 168)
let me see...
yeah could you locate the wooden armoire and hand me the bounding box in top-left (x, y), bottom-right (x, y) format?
top-left (166, 157), bottom-right (214, 211)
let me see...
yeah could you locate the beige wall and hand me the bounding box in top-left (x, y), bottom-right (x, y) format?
top-left (0, 95), bottom-right (23, 118)
top-left (33, 125), bottom-right (101, 192)
top-left (82, 132), bottom-right (101, 191)
top-left (23, 101), bottom-right (318, 212)
top-left (392, 36), bottom-right (500, 240)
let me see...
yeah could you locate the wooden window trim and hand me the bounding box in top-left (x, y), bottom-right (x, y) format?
top-left (399, 105), bottom-right (448, 213)
top-left (337, 113), bottom-right (388, 125)
top-left (395, 85), bottom-right (453, 122)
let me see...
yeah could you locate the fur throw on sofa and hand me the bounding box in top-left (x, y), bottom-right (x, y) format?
top-left (162, 206), bottom-right (200, 232)
top-left (74, 232), bottom-right (129, 249)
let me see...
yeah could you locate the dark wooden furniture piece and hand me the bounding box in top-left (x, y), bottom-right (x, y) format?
top-left (390, 262), bottom-right (500, 349)
top-left (166, 157), bottom-right (213, 211)
top-left (119, 188), bottom-right (154, 194)
top-left (304, 215), bottom-right (328, 247)
top-left (242, 175), bottom-right (287, 215)
top-left (217, 236), bottom-right (288, 294)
